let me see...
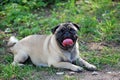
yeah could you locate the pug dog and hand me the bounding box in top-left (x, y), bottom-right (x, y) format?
top-left (7, 22), bottom-right (97, 72)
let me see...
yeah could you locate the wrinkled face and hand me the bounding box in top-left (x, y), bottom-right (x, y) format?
top-left (51, 22), bottom-right (80, 50)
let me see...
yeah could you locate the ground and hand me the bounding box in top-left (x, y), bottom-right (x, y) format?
top-left (36, 70), bottom-right (120, 80)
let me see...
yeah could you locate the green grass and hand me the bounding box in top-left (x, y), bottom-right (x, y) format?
top-left (0, 54), bottom-right (59, 79)
top-left (0, 64), bottom-right (34, 79)
top-left (64, 75), bottom-right (77, 80)
top-left (0, 0), bottom-right (120, 79)
top-left (0, 0), bottom-right (120, 42)
top-left (81, 47), bottom-right (120, 69)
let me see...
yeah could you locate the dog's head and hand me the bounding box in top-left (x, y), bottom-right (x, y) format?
top-left (51, 22), bottom-right (80, 50)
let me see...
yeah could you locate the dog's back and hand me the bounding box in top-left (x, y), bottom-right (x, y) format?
top-left (7, 35), bottom-right (49, 53)
top-left (7, 35), bottom-right (54, 66)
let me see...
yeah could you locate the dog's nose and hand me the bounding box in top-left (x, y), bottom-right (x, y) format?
top-left (64, 32), bottom-right (71, 37)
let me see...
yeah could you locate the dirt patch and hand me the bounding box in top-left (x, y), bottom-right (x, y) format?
top-left (78, 71), bottom-right (120, 80)
top-left (87, 42), bottom-right (120, 51)
top-left (87, 42), bottom-right (105, 51)
top-left (30, 70), bottom-right (120, 80)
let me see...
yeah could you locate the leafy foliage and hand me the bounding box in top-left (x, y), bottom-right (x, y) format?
top-left (1, 0), bottom-right (120, 42)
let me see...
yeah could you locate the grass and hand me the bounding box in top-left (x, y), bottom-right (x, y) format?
top-left (81, 47), bottom-right (120, 69)
top-left (0, 54), bottom-right (59, 79)
top-left (0, 0), bottom-right (120, 79)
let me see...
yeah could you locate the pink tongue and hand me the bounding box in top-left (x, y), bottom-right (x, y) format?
top-left (62, 39), bottom-right (74, 47)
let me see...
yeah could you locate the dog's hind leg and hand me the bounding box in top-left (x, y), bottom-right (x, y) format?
top-left (12, 52), bottom-right (28, 66)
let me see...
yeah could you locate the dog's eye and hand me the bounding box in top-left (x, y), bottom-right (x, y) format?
top-left (69, 28), bottom-right (76, 34)
top-left (61, 29), bottom-right (64, 32)
top-left (69, 28), bottom-right (75, 31)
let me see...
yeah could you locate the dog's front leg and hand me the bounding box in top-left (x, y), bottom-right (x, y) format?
top-left (76, 58), bottom-right (97, 71)
top-left (52, 62), bottom-right (83, 72)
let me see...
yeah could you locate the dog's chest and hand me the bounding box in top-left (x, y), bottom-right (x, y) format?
top-left (61, 51), bottom-right (76, 63)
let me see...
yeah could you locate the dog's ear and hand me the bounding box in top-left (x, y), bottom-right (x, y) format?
top-left (72, 23), bottom-right (80, 30)
top-left (51, 25), bottom-right (59, 34)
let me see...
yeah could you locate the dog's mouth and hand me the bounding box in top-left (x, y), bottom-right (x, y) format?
top-left (56, 36), bottom-right (77, 50)
top-left (62, 38), bottom-right (74, 47)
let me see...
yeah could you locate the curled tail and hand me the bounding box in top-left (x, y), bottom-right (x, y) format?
top-left (7, 36), bottom-right (19, 47)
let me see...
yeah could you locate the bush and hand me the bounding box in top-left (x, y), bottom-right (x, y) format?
top-left (0, 0), bottom-right (120, 42)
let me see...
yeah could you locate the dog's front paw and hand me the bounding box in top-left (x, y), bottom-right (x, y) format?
top-left (86, 64), bottom-right (97, 71)
top-left (72, 66), bottom-right (84, 72)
